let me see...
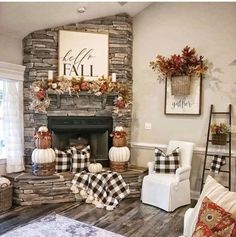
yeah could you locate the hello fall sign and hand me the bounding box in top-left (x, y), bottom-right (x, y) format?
top-left (59, 31), bottom-right (109, 80)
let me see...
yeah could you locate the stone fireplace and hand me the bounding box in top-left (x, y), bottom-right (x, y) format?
top-left (23, 14), bottom-right (133, 167)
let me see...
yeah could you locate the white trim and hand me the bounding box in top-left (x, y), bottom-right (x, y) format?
top-left (131, 142), bottom-right (236, 157)
top-left (0, 61), bottom-right (25, 81)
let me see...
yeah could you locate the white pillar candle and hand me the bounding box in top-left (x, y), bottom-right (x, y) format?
top-left (112, 73), bottom-right (116, 82)
top-left (48, 70), bottom-right (53, 80)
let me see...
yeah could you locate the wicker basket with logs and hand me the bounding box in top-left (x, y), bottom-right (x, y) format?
top-left (0, 178), bottom-right (12, 212)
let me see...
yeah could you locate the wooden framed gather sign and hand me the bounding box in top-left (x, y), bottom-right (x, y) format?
top-left (164, 76), bottom-right (202, 115)
top-left (59, 30), bottom-right (109, 80)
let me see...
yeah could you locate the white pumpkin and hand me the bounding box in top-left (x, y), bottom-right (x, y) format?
top-left (0, 177), bottom-right (10, 187)
top-left (88, 162), bottom-right (103, 173)
top-left (109, 146), bottom-right (130, 162)
top-left (38, 126), bottom-right (48, 133)
top-left (31, 148), bottom-right (56, 164)
top-left (115, 126), bottom-right (124, 132)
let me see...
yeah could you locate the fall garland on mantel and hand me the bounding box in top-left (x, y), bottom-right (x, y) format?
top-left (29, 76), bottom-right (132, 115)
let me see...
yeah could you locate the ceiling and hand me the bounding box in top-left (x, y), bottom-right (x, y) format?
top-left (0, 2), bottom-right (151, 39)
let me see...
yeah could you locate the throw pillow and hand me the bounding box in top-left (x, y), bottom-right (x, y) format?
top-left (192, 222), bottom-right (214, 237)
top-left (154, 147), bottom-right (180, 174)
top-left (54, 148), bottom-right (71, 173)
top-left (192, 197), bottom-right (236, 237)
top-left (187, 175), bottom-right (236, 236)
top-left (68, 145), bottom-right (90, 173)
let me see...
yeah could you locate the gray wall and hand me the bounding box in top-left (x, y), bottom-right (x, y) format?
top-left (132, 3), bottom-right (236, 196)
top-left (0, 35), bottom-right (22, 64)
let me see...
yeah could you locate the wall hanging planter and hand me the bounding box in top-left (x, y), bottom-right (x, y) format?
top-left (171, 75), bottom-right (191, 96)
top-left (150, 46), bottom-right (208, 115)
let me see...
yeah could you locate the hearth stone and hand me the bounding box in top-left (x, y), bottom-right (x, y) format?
top-left (5, 172), bottom-right (77, 206)
top-left (5, 166), bottom-right (147, 206)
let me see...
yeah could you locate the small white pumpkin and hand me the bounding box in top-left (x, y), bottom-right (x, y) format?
top-left (38, 126), bottom-right (48, 133)
top-left (88, 162), bottom-right (103, 173)
top-left (115, 126), bottom-right (124, 132)
top-left (31, 148), bottom-right (56, 164)
top-left (109, 146), bottom-right (130, 162)
top-left (0, 177), bottom-right (10, 187)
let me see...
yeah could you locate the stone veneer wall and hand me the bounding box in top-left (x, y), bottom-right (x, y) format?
top-left (23, 14), bottom-right (133, 166)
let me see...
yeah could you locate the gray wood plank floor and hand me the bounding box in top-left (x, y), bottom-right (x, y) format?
top-left (0, 199), bottom-right (191, 237)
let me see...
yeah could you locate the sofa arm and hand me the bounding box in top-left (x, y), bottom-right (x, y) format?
top-left (183, 208), bottom-right (195, 237)
top-left (147, 161), bottom-right (155, 175)
top-left (175, 166), bottom-right (191, 182)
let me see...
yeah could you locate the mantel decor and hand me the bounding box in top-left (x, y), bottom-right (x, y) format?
top-left (150, 46), bottom-right (208, 115)
top-left (29, 76), bottom-right (132, 115)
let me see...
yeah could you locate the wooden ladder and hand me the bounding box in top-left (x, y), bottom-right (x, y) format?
top-left (200, 104), bottom-right (232, 191)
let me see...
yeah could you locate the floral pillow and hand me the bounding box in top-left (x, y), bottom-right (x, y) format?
top-left (192, 197), bottom-right (236, 237)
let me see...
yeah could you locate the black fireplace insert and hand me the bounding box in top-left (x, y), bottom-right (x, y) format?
top-left (48, 116), bottom-right (113, 166)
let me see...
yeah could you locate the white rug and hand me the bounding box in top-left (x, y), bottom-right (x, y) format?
top-left (2, 214), bottom-right (124, 237)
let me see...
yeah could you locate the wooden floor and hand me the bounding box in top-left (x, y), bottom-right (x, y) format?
top-left (0, 199), bottom-right (192, 237)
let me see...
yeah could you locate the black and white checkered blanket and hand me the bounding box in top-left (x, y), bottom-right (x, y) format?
top-left (210, 155), bottom-right (226, 173)
top-left (72, 171), bottom-right (130, 207)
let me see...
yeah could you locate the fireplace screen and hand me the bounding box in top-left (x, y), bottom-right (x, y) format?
top-left (48, 116), bottom-right (113, 166)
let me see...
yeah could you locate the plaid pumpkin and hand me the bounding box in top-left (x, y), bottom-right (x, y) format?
top-left (54, 148), bottom-right (71, 173)
top-left (154, 147), bottom-right (180, 174)
top-left (68, 145), bottom-right (90, 173)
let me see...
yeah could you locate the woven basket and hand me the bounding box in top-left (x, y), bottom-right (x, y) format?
top-left (113, 137), bottom-right (127, 147)
top-left (35, 138), bottom-right (52, 149)
top-left (110, 161), bottom-right (128, 172)
top-left (212, 133), bottom-right (227, 145)
top-left (171, 76), bottom-right (191, 96)
top-left (32, 162), bottom-right (55, 176)
top-left (0, 184), bottom-right (12, 212)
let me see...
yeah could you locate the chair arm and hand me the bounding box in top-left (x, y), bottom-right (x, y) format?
top-left (147, 161), bottom-right (155, 175)
top-left (175, 166), bottom-right (191, 182)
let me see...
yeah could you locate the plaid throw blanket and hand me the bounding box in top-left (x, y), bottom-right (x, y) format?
top-left (210, 155), bottom-right (226, 174)
top-left (72, 171), bottom-right (130, 208)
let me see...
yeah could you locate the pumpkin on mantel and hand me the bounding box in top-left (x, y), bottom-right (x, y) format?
top-left (88, 162), bottom-right (103, 173)
top-left (31, 148), bottom-right (56, 164)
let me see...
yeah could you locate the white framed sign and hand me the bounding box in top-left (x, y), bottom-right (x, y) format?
top-left (59, 30), bottom-right (109, 80)
top-left (164, 76), bottom-right (202, 115)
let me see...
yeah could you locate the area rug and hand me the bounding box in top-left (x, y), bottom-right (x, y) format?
top-left (1, 214), bottom-right (124, 237)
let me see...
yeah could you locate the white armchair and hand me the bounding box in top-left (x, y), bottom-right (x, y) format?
top-left (141, 140), bottom-right (194, 212)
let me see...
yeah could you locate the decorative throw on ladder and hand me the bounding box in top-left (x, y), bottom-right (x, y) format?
top-left (210, 155), bottom-right (226, 174)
